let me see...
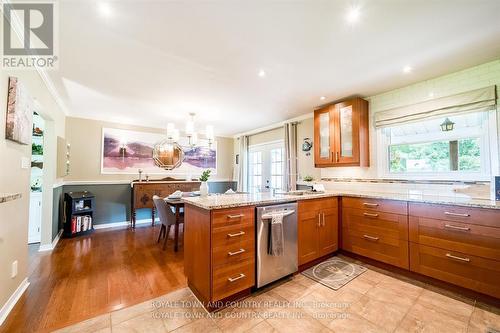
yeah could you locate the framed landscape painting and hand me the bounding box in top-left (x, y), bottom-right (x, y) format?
top-left (5, 77), bottom-right (34, 145)
top-left (101, 127), bottom-right (217, 175)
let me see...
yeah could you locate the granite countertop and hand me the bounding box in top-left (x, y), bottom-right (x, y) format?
top-left (0, 193), bottom-right (22, 204)
top-left (182, 190), bottom-right (500, 210)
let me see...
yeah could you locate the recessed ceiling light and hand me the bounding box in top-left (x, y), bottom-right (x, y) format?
top-left (346, 6), bottom-right (361, 23)
top-left (258, 69), bottom-right (266, 77)
top-left (403, 65), bottom-right (413, 74)
top-left (98, 2), bottom-right (113, 17)
top-left (320, 96), bottom-right (326, 101)
top-left (428, 92), bottom-right (434, 98)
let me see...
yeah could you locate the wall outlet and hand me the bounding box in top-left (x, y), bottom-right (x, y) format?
top-left (11, 260), bottom-right (18, 278)
top-left (21, 157), bottom-right (30, 169)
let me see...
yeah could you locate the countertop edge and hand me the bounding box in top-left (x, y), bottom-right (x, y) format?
top-left (0, 193), bottom-right (22, 204)
top-left (182, 192), bottom-right (500, 210)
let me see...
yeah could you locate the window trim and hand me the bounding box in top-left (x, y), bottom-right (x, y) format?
top-left (376, 109), bottom-right (498, 181)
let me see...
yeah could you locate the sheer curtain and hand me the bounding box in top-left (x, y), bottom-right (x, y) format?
top-left (284, 122), bottom-right (298, 192)
top-left (237, 135), bottom-right (249, 192)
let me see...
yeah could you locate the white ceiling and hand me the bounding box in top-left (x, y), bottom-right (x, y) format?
top-left (49, 0), bottom-right (500, 136)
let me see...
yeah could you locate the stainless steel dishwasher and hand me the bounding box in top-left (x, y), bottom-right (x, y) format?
top-left (256, 202), bottom-right (298, 288)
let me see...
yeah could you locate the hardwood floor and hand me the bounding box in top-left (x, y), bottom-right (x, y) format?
top-left (1, 225), bottom-right (186, 333)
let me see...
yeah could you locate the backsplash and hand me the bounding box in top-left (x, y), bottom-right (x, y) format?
top-left (299, 178), bottom-right (491, 200)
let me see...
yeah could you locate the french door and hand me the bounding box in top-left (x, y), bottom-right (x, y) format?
top-left (248, 141), bottom-right (285, 193)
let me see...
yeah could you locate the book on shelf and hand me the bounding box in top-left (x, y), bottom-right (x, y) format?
top-left (71, 216), bottom-right (76, 234)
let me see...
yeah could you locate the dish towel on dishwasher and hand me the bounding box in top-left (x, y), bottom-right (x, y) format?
top-left (268, 212), bottom-right (284, 256)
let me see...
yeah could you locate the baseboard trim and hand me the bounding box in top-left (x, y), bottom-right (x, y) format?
top-left (39, 229), bottom-right (63, 252)
top-left (0, 278), bottom-right (29, 326)
top-left (93, 219), bottom-right (151, 230)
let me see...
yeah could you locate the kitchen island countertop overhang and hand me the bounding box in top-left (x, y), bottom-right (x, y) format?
top-left (181, 191), bottom-right (500, 210)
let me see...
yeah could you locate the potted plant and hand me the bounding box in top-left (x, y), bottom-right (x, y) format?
top-left (303, 175), bottom-right (314, 182)
top-left (199, 169), bottom-right (211, 197)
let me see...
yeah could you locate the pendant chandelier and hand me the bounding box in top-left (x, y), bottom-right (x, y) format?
top-left (184, 113), bottom-right (215, 147)
top-left (152, 113), bottom-right (215, 170)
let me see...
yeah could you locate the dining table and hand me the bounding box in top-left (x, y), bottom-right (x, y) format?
top-left (163, 193), bottom-right (196, 252)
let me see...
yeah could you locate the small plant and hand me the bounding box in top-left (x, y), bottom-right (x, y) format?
top-left (199, 169), bottom-right (211, 182)
top-left (32, 143), bottom-right (43, 155)
top-left (303, 175), bottom-right (314, 182)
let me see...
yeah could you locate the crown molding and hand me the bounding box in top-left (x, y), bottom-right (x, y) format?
top-left (232, 112), bottom-right (313, 138)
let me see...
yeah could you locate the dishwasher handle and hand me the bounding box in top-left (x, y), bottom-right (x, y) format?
top-left (261, 210), bottom-right (295, 219)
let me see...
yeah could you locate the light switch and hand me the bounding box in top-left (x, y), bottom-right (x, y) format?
top-left (11, 260), bottom-right (18, 278)
top-left (21, 157), bottom-right (30, 169)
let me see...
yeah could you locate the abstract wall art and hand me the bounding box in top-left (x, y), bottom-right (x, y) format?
top-left (101, 127), bottom-right (217, 175)
top-left (5, 77), bottom-right (34, 145)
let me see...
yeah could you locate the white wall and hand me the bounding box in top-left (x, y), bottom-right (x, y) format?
top-left (0, 69), bottom-right (66, 317)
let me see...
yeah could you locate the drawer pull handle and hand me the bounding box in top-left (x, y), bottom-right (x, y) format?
top-left (363, 203), bottom-right (379, 207)
top-left (227, 231), bottom-right (245, 238)
top-left (446, 253), bottom-right (470, 262)
top-left (317, 214), bottom-right (321, 227)
top-left (444, 212), bottom-right (470, 217)
top-left (228, 273), bottom-right (246, 282)
top-left (444, 224), bottom-right (470, 232)
top-left (228, 248), bottom-right (245, 256)
top-left (227, 214), bottom-right (244, 219)
top-left (363, 234), bottom-right (379, 241)
top-left (363, 212), bottom-right (379, 218)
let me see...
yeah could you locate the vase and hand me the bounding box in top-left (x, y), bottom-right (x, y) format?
top-left (200, 181), bottom-right (209, 197)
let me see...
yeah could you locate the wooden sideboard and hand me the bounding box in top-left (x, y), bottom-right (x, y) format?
top-left (130, 179), bottom-right (201, 227)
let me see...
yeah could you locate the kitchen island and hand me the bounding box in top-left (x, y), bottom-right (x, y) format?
top-left (182, 191), bottom-right (500, 310)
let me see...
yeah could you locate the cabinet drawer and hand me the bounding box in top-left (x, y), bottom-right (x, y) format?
top-left (409, 243), bottom-right (500, 298)
top-left (299, 197), bottom-right (338, 213)
top-left (212, 207), bottom-right (255, 229)
top-left (212, 222), bottom-right (254, 246)
top-left (342, 231), bottom-right (409, 269)
top-left (409, 203), bottom-right (499, 227)
top-left (212, 238), bottom-right (255, 268)
top-left (342, 208), bottom-right (408, 240)
top-left (342, 197), bottom-right (407, 215)
top-left (212, 259), bottom-right (255, 301)
top-left (409, 216), bottom-right (500, 261)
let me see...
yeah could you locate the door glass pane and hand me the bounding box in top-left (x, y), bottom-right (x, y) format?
top-left (270, 147), bottom-right (284, 190)
top-left (249, 151), bottom-right (262, 193)
top-left (340, 106), bottom-right (353, 157)
top-left (319, 112), bottom-right (330, 158)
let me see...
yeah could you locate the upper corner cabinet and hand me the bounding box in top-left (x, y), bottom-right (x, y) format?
top-left (314, 97), bottom-right (369, 167)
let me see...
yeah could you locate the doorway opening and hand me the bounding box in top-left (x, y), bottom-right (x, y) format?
top-left (248, 140), bottom-right (285, 193)
top-left (29, 112), bottom-right (45, 244)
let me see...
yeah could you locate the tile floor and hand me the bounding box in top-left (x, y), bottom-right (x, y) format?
top-left (54, 258), bottom-right (500, 333)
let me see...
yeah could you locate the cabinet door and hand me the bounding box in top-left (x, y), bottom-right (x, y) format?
top-left (333, 101), bottom-right (360, 165)
top-left (298, 209), bottom-right (321, 265)
top-left (319, 207), bottom-right (338, 256)
top-left (314, 106), bottom-right (334, 166)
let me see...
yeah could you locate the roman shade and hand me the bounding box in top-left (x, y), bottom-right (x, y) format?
top-left (374, 85), bottom-right (497, 128)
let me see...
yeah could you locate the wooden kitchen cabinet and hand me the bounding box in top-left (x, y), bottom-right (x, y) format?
top-left (341, 197), bottom-right (409, 269)
top-left (314, 97), bottom-right (369, 167)
top-left (184, 204), bottom-right (255, 307)
top-left (409, 202), bottom-right (500, 298)
top-left (298, 198), bottom-right (339, 265)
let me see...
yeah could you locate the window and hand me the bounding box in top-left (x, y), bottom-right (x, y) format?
top-left (248, 141), bottom-right (285, 193)
top-left (379, 111), bottom-right (494, 180)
